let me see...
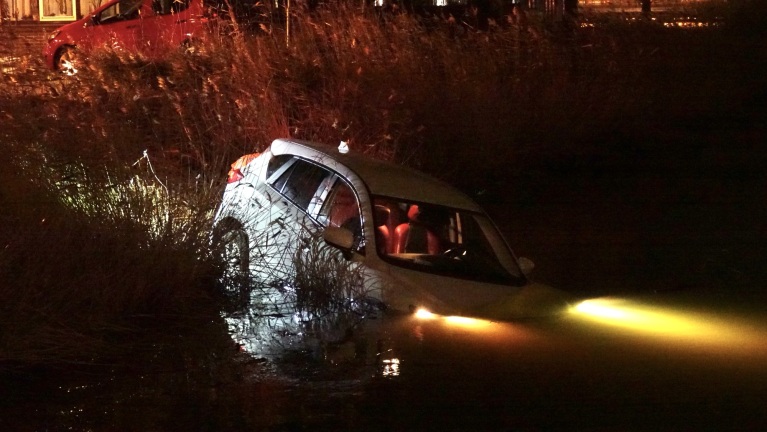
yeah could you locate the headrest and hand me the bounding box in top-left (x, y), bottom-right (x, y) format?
top-left (374, 205), bottom-right (390, 225)
top-left (407, 204), bottom-right (420, 222)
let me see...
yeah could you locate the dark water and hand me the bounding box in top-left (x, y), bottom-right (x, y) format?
top-left (489, 121), bottom-right (767, 300)
top-left (224, 284), bottom-right (767, 431)
top-left (4, 285), bottom-right (765, 431)
top-left (354, 291), bottom-right (767, 431)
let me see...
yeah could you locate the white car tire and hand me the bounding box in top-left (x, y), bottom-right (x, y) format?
top-left (214, 221), bottom-right (251, 314)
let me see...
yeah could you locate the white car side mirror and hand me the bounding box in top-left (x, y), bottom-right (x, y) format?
top-left (323, 226), bottom-right (354, 252)
top-left (518, 257), bottom-right (535, 276)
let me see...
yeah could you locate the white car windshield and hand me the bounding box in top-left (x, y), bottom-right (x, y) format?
top-left (372, 196), bottom-right (524, 285)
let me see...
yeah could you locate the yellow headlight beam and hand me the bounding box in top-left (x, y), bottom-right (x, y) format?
top-left (414, 308), bottom-right (493, 329)
top-left (569, 297), bottom-right (765, 350)
top-left (572, 298), bottom-right (700, 335)
top-left (414, 308), bottom-right (438, 320)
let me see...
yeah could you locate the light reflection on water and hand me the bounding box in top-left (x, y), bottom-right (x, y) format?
top-left (566, 296), bottom-right (767, 357)
top-left (223, 289), bottom-right (549, 381)
top-left (226, 289), bottom-right (767, 380)
top-left (156, 281), bottom-right (767, 383)
top-left (10, 289), bottom-right (767, 430)
top-left (224, 282), bottom-right (384, 370)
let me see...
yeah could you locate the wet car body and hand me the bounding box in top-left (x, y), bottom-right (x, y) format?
top-left (213, 138), bottom-right (569, 321)
top-left (43, 0), bottom-right (207, 71)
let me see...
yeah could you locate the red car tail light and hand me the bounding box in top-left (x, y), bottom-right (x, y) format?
top-left (227, 153), bottom-right (260, 184)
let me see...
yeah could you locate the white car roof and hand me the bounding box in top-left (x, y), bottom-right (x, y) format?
top-left (269, 138), bottom-right (482, 212)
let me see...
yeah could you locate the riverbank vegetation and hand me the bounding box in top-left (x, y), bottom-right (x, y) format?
top-left (1, 0), bottom-right (765, 427)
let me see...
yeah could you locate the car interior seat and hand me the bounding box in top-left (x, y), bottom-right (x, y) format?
top-left (392, 204), bottom-right (441, 254)
top-left (374, 204), bottom-right (393, 254)
top-left (328, 185), bottom-right (359, 234)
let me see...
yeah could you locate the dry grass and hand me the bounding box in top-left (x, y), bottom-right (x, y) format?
top-left (0, 2), bottom-right (653, 174)
top-left (0, 143), bottom-right (225, 369)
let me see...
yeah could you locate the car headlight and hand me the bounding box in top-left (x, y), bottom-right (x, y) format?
top-left (47, 30), bottom-right (61, 42)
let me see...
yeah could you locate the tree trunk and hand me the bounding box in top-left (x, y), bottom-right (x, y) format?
top-left (641, 0), bottom-right (651, 14)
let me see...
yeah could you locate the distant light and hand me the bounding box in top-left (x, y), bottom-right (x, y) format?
top-left (381, 358), bottom-right (401, 377)
top-left (338, 141), bottom-right (349, 154)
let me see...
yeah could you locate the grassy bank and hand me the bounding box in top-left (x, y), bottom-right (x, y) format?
top-left (3, 1), bottom-right (761, 174)
top-left (0, 143), bottom-right (225, 365)
top-left (0, 3), bottom-right (708, 169)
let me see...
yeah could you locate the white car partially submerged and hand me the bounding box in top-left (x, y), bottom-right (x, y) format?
top-left (213, 138), bottom-right (569, 321)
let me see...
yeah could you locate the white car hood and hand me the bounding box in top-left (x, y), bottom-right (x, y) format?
top-left (378, 264), bottom-right (571, 320)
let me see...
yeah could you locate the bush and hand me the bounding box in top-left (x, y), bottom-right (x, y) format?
top-left (0, 144), bottom-right (224, 370)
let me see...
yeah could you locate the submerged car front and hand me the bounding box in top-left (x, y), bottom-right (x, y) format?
top-left (214, 139), bottom-right (571, 322)
top-left (315, 146), bottom-right (571, 321)
top-left (356, 194), bottom-right (570, 320)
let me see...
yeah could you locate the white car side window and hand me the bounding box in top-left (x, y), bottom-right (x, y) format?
top-left (266, 154), bottom-right (294, 184)
top-left (318, 179), bottom-right (364, 250)
top-left (270, 158), bottom-right (330, 212)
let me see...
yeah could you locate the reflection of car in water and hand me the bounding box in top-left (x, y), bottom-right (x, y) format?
top-left (213, 138), bottom-right (570, 330)
top-left (42, 0), bottom-right (208, 74)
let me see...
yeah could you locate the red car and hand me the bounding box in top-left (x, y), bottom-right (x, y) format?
top-left (43, 0), bottom-right (208, 73)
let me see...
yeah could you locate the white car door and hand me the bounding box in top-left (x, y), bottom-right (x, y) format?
top-left (299, 175), bottom-right (384, 317)
top-left (254, 156), bottom-right (331, 285)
